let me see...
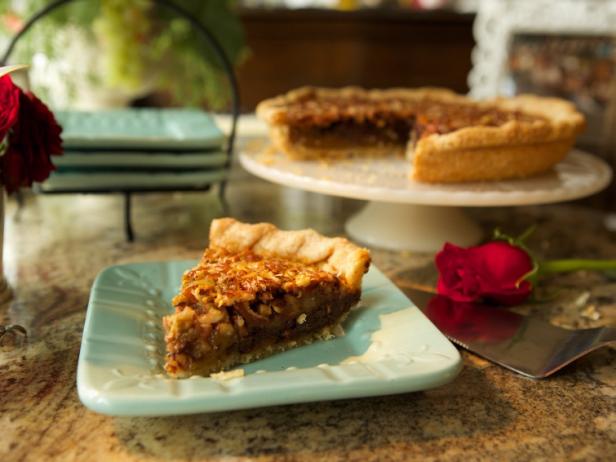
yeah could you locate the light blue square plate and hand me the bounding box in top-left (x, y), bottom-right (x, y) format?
top-left (77, 261), bottom-right (462, 416)
top-left (54, 151), bottom-right (228, 170)
top-left (56, 109), bottom-right (226, 150)
top-left (40, 169), bottom-right (227, 192)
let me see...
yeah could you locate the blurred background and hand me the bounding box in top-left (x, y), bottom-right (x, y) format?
top-left (0, 0), bottom-right (480, 111)
top-left (1, 0), bottom-right (615, 208)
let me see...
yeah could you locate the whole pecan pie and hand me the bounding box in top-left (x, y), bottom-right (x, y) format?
top-left (256, 86), bottom-right (586, 183)
top-left (163, 218), bottom-right (371, 377)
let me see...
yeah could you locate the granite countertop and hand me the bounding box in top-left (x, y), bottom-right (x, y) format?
top-left (1, 171), bottom-right (615, 461)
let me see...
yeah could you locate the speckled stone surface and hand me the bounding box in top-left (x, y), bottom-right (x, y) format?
top-left (1, 167), bottom-right (615, 461)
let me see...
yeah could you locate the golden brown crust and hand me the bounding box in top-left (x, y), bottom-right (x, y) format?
top-left (209, 218), bottom-right (371, 291)
top-left (256, 86), bottom-right (586, 183)
top-left (410, 95), bottom-right (583, 182)
top-left (414, 94), bottom-right (584, 153)
top-left (412, 139), bottom-right (574, 183)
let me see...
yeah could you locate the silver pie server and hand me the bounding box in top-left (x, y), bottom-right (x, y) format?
top-left (402, 287), bottom-right (616, 379)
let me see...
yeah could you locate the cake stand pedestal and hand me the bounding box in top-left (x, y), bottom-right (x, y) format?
top-left (345, 202), bottom-right (482, 252)
top-left (240, 145), bottom-right (612, 252)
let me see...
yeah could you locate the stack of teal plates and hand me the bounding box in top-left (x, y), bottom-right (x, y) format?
top-left (42, 109), bottom-right (228, 192)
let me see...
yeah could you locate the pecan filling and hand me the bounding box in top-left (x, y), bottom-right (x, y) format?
top-left (277, 92), bottom-right (546, 148)
top-left (413, 100), bottom-right (543, 137)
top-left (289, 119), bottom-right (413, 149)
top-left (164, 249), bottom-right (360, 376)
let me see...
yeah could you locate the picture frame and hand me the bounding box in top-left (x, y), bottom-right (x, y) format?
top-left (468, 0), bottom-right (616, 208)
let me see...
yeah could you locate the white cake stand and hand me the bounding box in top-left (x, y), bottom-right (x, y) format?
top-left (239, 144), bottom-right (612, 252)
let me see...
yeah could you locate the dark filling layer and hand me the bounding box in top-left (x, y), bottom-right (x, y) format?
top-left (234, 284), bottom-right (359, 353)
top-left (289, 119), bottom-right (413, 149)
top-left (166, 283), bottom-right (360, 375)
top-left (282, 96), bottom-right (545, 150)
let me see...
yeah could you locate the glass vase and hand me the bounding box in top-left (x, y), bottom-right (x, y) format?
top-left (0, 190), bottom-right (11, 303)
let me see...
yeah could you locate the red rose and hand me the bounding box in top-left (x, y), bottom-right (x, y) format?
top-left (0, 89), bottom-right (63, 193)
top-left (425, 294), bottom-right (522, 344)
top-left (0, 74), bottom-right (20, 141)
top-left (435, 241), bottom-right (533, 306)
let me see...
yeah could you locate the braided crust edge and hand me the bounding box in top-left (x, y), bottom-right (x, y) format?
top-left (209, 218), bottom-right (371, 291)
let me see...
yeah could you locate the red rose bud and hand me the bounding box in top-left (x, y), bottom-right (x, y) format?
top-left (435, 241), bottom-right (533, 306)
top-left (0, 74), bottom-right (20, 142)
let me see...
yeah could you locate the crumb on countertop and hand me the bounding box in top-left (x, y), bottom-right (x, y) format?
top-left (210, 369), bottom-right (245, 381)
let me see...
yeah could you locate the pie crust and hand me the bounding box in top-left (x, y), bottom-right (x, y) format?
top-left (163, 218), bottom-right (371, 377)
top-left (256, 86), bottom-right (586, 183)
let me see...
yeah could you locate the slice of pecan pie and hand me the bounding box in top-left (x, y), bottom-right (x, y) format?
top-left (163, 218), bottom-right (371, 377)
top-left (256, 86), bottom-right (585, 183)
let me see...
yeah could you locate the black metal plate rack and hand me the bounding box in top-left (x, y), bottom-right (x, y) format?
top-left (0, 0), bottom-right (240, 241)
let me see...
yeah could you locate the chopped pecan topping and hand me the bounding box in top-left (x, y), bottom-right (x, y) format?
top-left (172, 248), bottom-right (339, 310)
top-left (276, 90), bottom-right (546, 139)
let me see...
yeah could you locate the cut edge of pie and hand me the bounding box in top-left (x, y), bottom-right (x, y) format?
top-left (163, 218), bottom-right (371, 378)
top-left (256, 86), bottom-right (586, 183)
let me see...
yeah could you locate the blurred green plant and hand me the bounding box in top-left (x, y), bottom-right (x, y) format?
top-left (0, 0), bottom-right (246, 109)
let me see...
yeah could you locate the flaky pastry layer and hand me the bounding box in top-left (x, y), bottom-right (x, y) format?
top-left (209, 218), bottom-right (371, 291)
